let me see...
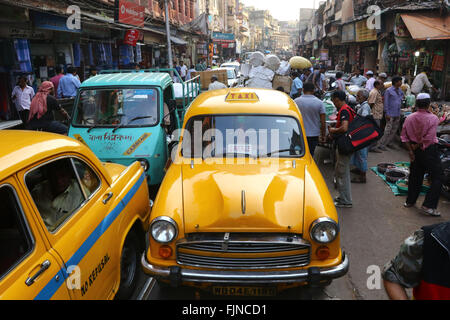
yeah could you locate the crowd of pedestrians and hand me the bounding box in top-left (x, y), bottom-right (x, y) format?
top-left (292, 66), bottom-right (446, 216)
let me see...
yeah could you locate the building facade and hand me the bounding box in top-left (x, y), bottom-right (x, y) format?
top-left (298, 0), bottom-right (450, 100)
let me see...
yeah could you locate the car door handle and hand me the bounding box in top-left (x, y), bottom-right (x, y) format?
top-left (25, 260), bottom-right (51, 286)
top-left (102, 192), bottom-right (113, 204)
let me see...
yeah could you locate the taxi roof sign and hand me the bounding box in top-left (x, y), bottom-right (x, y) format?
top-left (225, 92), bottom-right (259, 103)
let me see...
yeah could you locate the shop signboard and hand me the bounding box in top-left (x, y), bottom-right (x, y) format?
top-left (341, 23), bottom-right (355, 43)
top-left (212, 32), bottom-right (235, 42)
top-left (31, 11), bottom-right (81, 33)
top-left (115, 0), bottom-right (145, 28)
top-left (356, 19), bottom-right (377, 42)
top-left (0, 24), bottom-right (51, 39)
top-left (320, 49), bottom-right (329, 61)
top-left (124, 29), bottom-right (140, 46)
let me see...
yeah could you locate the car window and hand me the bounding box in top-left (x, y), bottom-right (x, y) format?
top-left (0, 185), bottom-right (34, 279)
top-left (25, 158), bottom-right (87, 233)
top-left (72, 159), bottom-right (101, 199)
top-left (74, 88), bottom-right (158, 127)
top-left (182, 115), bottom-right (304, 158)
top-left (226, 70), bottom-right (236, 79)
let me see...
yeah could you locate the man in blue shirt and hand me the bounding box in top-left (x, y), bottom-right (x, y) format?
top-left (290, 71), bottom-right (303, 99)
top-left (57, 67), bottom-right (81, 98)
top-left (294, 82), bottom-right (326, 156)
top-left (373, 76), bottom-right (404, 152)
top-left (349, 69), bottom-right (368, 87)
top-left (300, 68), bottom-right (311, 83)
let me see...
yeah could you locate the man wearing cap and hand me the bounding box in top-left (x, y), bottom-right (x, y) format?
top-left (365, 71), bottom-right (375, 91)
top-left (378, 73), bottom-right (388, 94)
top-left (401, 93), bottom-right (443, 217)
top-left (208, 75), bottom-right (227, 91)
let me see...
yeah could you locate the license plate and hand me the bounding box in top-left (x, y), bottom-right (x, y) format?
top-left (212, 286), bottom-right (276, 297)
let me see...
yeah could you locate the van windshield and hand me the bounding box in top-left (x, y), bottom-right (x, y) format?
top-left (73, 88), bottom-right (159, 127)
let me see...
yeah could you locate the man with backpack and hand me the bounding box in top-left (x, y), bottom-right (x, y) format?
top-left (328, 90), bottom-right (356, 208)
top-left (351, 89), bottom-right (371, 183)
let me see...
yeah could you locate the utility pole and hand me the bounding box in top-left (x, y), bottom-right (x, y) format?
top-left (164, 0), bottom-right (174, 72)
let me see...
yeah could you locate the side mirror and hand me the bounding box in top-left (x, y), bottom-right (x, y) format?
top-left (167, 99), bottom-right (177, 110)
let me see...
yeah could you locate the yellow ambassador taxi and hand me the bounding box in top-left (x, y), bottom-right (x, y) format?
top-left (141, 88), bottom-right (349, 296)
top-left (0, 131), bottom-right (151, 300)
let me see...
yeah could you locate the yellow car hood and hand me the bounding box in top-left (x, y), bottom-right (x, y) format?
top-left (181, 159), bottom-right (305, 234)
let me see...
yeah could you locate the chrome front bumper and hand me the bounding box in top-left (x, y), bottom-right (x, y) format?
top-left (141, 252), bottom-right (349, 285)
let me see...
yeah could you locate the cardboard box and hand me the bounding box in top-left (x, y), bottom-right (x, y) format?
top-left (191, 69), bottom-right (228, 90)
top-left (272, 75), bottom-right (292, 94)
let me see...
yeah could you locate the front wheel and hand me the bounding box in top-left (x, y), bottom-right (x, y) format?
top-left (115, 230), bottom-right (140, 300)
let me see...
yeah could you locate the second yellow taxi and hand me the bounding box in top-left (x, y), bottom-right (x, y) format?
top-left (142, 88), bottom-right (349, 296)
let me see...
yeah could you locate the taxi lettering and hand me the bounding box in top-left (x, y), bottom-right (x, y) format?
top-left (80, 254), bottom-right (110, 297)
top-left (123, 133), bottom-right (152, 156)
top-left (225, 92), bottom-right (259, 102)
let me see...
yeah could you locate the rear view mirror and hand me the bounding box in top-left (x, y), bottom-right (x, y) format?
top-left (168, 99), bottom-right (177, 110)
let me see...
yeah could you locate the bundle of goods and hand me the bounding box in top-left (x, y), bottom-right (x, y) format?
top-left (247, 66), bottom-right (275, 89)
top-left (289, 56), bottom-right (312, 70)
top-left (272, 74), bottom-right (292, 93)
top-left (276, 61), bottom-right (291, 76)
top-left (323, 96), bottom-right (337, 119)
top-left (264, 55), bottom-right (281, 72)
top-left (191, 69), bottom-right (228, 90)
top-left (347, 85), bottom-right (362, 96)
top-left (249, 52), bottom-right (265, 67)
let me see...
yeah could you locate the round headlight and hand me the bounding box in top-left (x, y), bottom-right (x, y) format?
top-left (151, 217), bottom-right (178, 243)
top-left (310, 218), bottom-right (339, 244)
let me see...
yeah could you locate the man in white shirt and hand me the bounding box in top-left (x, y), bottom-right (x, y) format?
top-left (411, 67), bottom-right (435, 96)
top-left (11, 76), bottom-right (35, 124)
top-left (180, 61), bottom-right (188, 81)
top-left (208, 75), bottom-right (227, 90)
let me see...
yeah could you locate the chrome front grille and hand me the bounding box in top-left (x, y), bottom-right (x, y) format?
top-left (176, 233), bottom-right (311, 269)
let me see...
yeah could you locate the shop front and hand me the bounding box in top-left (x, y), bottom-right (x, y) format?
top-left (212, 32), bottom-right (236, 61)
top-left (399, 12), bottom-right (450, 100)
top-left (355, 19), bottom-right (378, 73)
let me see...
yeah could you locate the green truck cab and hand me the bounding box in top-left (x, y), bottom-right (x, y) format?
top-left (68, 69), bottom-right (200, 193)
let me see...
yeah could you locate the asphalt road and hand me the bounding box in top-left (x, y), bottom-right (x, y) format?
top-left (133, 140), bottom-right (449, 300)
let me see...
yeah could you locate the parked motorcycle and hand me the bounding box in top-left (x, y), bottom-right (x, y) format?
top-left (438, 133), bottom-right (450, 199)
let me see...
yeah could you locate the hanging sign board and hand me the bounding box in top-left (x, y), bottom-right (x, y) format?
top-left (115, 0), bottom-right (145, 27)
top-left (124, 29), bottom-right (140, 46)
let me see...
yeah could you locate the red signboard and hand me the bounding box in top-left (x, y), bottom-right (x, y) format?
top-left (124, 29), bottom-right (140, 46)
top-left (115, 0), bottom-right (145, 28)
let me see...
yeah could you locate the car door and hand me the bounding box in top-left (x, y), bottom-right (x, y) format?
top-left (21, 156), bottom-right (120, 300)
top-left (0, 178), bottom-right (70, 300)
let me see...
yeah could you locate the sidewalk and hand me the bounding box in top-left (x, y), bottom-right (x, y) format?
top-left (314, 143), bottom-right (449, 300)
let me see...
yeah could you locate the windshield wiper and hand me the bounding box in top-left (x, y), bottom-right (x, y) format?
top-left (208, 152), bottom-right (254, 159)
top-left (112, 116), bottom-right (153, 133)
top-left (87, 123), bottom-right (103, 133)
top-left (259, 149), bottom-right (295, 158)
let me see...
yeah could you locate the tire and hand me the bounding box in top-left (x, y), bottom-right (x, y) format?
top-left (115, 230), bottom-right (141, 300)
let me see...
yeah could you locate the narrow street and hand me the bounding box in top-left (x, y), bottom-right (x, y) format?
top-left (135, 142), bottom-right (449, 300)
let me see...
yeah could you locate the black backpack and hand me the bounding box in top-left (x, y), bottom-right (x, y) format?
top-left (336, 115), bottom-right (382, 155)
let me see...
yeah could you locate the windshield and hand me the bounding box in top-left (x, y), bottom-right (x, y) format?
top-left (226, 70), bottom-right (236, 79)
top-left (182, 115), bottom-right (304, 159)
top-left (73, 88), bottom-right (159, 127)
